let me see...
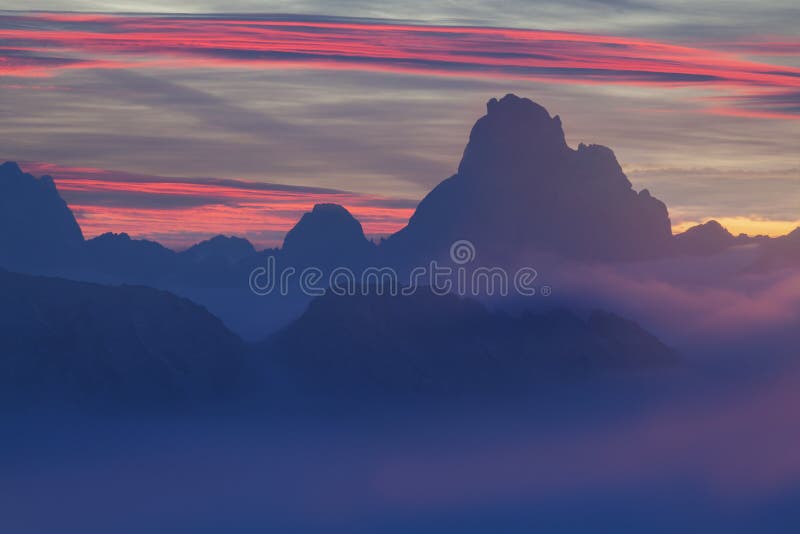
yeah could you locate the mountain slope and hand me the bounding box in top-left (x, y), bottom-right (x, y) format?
top-left (265, 290), bottom-right (676, 397)
top-left (0, 269), bottom-right (246, 406)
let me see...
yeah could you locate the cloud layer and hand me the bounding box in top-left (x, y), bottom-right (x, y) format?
top-left (1, 13), bottom-right (798, 118)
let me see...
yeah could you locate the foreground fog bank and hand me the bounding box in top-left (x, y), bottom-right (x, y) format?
top-left (498, 241), bottom-right (800, 357)
top-left (3, 358), bottom-right (800, 533)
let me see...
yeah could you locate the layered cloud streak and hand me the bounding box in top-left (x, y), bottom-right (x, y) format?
top-left (1, 12), bottom-right (799, 118)
top-left (19, 161), bottom-right (415, 249)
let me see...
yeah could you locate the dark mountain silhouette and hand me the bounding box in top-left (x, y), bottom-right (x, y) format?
top-left (673, 220), bottom-right (764, 256)
top-left (0, 269), bottom-right (245, 406)
top-left (84, 232), bottom-right (178, 283)
top-left (174, 235), bottom-right (259, 288)
top-left (750, 227), bottom-right (800, 272)
top-left (281, 203), bottom-right (375, 269)
top-left (0, 161), bottom-right (83, 272)
top-left (0, 95), bottom-right (792, 341)
top-left (673, 220), bottom-right (737, 256)
top-left (265, 290), bottom-right (676, 397)
top-left (382, 94), bottom-right (673, 265)
top-left (181, 235), bottom-right (256, 265)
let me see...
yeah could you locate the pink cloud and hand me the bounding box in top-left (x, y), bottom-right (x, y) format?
top-left (1, 13), bottom-right (798, 117)
top-left (18, 161), bottom-right (414, 250)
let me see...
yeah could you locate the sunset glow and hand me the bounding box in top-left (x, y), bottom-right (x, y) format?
top-left (0, 13), bottom-right (797, 118)
top-left (19, 161), bottom-right (414, 249)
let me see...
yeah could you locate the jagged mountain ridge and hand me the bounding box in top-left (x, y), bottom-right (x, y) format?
top-left (382, 94), bottom-right (674, 264)
top-left (0, 161), bottom-right (84, 272)
top-left (265, 290), bottom-right (676, 397)
top-left (1, 95), bottom-right (790, 278)
top-left (1, 94), bottom-right (795, 340)
top-left (0, 268), bottom-right (677, 405)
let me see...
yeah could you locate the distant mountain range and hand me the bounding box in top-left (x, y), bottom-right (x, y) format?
top-left (0, 268), bottom-right (676, 406)
top-left (1, 93), bottom-right (795, 406)
top-left (748, 228), bottom-right (800, 272)
top-left (0, 95), bottom-right (792, 284)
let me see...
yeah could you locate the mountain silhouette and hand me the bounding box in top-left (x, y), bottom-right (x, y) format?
top-left (265, 290), bottom-right (676, 397)
top-left (0, 161), bottom-right (84, 272)
top-left (84, 232), bottom-right (178, 283)
top-left (173, 235), bottom-right (259, 287)
top-left (0, 269), bottom-right (245, 406)
top-left (281, 203), bottom-right (375, 270)
top-left (673, 220), bottom-right (737, 256)
top-left (181, 235), bottom-right (256, 265)
top-left (382, 94), bottom-right (673, 265)
top-left (750, 227), bottom-right (800, 272)
top-left (0, 95), bottom-right (790, 339)
top-left (673, 220), bottom-right (763, 256)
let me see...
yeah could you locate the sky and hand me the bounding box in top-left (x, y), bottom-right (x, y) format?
top-left (0, 2), bottom-right (798, 248)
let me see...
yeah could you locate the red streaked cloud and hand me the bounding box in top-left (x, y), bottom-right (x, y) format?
top-left (0, 13), bottom-right (798, 118)
top-left (19, 161), bottom-right (415, 250)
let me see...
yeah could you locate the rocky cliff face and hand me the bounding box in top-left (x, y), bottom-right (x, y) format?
top-left (383, 94), bottom-right (673, 265)
top-left (0, 162), bottom-right (84, 272)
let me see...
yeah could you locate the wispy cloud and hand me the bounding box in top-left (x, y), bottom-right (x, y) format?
top-left (1, 13), bottom-right (798, 118)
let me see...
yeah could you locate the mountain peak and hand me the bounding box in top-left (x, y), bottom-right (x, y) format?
top-left (310, 203), bottom-right (352, 217)
top-left (282, 204), bottom-right (365, 251)
top-left (0, 161), bottom-right (22, 176)
top-left (384, 95), bottom-right (672, 263)
top-left (459, 94), bottom-right (568, 176)
top-left (486, 94), bottom-right (553, 121)
top-left (182, 235), bottom-right (255, 264)
top-left (674, 220), bottom-right (736, 256)
top-left (0, 161), bottom-right (84, 272)
top-left (95, 231), bottom-right (132, 241)
top-left (281, 203), bottom-right (374, 267)
top-left (697, 220), bottom-right (727, 233)
top-left (0, 162), bottom-right (56, 190)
